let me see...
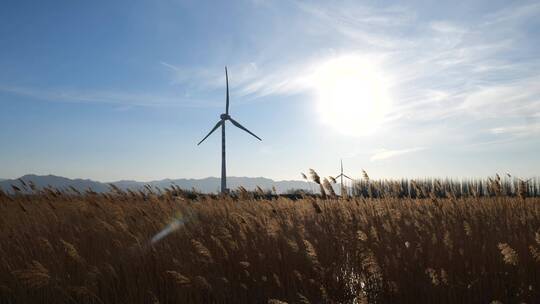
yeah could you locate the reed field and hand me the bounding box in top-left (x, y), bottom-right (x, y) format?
top-left (1, 174), bottom-right (539, 303)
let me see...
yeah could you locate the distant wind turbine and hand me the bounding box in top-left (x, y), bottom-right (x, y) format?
top-left (334, 159), bottom-right (353, 196)
top-left (197, 67), bottom-right (262, 194)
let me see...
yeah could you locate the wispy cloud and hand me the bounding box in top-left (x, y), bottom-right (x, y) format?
top-left (370, 147), bottom-right (426, 161)
top-left (160, 60), bottom-right (314, 99)
top-left (490, 123), bottom-right (540, 136)
top-left (460, 77), bottom-right (540, 118)
top-left (0, 85), bottom-right (210, 108)
top-left (162, 1), bottom-right (540, 129)
top-left (483, 2), bottom-right (540, 24)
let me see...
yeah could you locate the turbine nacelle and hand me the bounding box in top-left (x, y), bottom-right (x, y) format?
top-left (334, 159), bottom-right (352, 181)
top-left (220, 113), bottom-right (231, 120)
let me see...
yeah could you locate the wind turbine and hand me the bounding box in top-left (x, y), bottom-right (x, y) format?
top-left (197, 67), bottom-right (262, 194)
top-left (334, 159), bottom-right (352, 196)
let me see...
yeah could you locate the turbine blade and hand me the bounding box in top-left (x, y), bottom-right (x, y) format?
top-left (225, 67), bottom-right (230, 115)
top-left (343, 174), bottom-right (353, 180)
top-left (197, 120), bottom-right (223, 145)
top-left (229, 118), bottom-right (261, 141)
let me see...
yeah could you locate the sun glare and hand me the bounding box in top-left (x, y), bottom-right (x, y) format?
top-left (313, 55), bottom-right (392, 136)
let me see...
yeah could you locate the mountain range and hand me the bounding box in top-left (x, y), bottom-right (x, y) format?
top-left (0, 174), bottom-right (321, 194)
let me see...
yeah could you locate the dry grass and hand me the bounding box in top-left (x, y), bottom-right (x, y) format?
top-left (0, 189), bottom-right (539, 303)
top-left (351, 175), bottom-right (540, 199)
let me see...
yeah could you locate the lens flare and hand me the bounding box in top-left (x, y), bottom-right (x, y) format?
top-left (151, 216), bottom-right (185, 245)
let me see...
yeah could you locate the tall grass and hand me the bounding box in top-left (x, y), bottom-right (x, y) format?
top-left (351, 175), bottom-right (540, 199)
top-left (0, 188), bottom-right (539, 303)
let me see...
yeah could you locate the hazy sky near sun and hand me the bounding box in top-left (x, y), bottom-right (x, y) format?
top-left (1, 0), bottom-right (539, 182)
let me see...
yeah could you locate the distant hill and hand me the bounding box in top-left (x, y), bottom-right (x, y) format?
top-left (0, 174), bottom-right (110, 193)
top-left (0, 174), bottom-right (321, 194)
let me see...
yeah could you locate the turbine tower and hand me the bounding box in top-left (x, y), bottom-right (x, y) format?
top-left (334, 159), bottom-right (352, 196)
top-left (197, 67), bottom-right (262, 194)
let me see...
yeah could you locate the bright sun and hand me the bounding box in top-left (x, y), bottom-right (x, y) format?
top-left (313, 55), bottom-right (392, 136)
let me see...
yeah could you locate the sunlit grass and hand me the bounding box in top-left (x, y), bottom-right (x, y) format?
top-left (1, 184), bottom-right (539, 303)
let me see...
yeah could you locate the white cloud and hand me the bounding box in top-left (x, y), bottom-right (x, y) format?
top-left (370, 147), bottom-right (425, 161)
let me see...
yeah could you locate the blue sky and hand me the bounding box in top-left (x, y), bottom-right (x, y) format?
top-left (1, 0), bottom-right (539, 182)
